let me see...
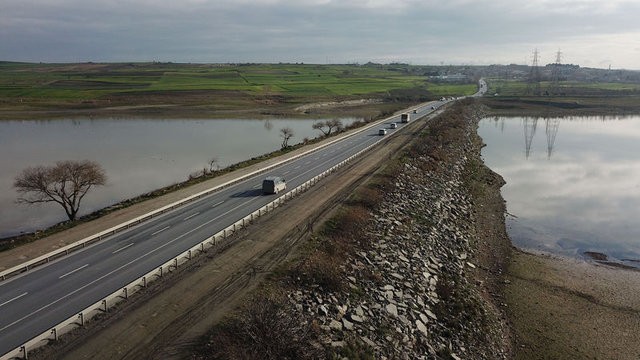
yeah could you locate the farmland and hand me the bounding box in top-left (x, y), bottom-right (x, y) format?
top-left (0, 62), bottom-right (477, 119)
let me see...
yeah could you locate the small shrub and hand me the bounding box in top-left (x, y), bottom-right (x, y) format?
top-left (197, 291), bottom-right (321, 360)
top-left (295, 251), bottom-right (344, 292)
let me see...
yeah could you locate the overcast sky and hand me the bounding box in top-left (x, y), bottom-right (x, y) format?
top-left (2, 0), bottom-right (639, 69)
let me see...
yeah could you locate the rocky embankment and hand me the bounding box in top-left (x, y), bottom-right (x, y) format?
top-left (196, 103), bottom-right (511, 359)
top-left (291, 106), bottom-right (508, 359)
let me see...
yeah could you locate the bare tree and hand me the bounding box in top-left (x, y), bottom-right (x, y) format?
top-left (280, 127), bottom-right (294, 148)
top-left (14, 160), bottom-right (107, 221)
top-left (312, 118), bottom-right (343, 136)
top-left (208, 156), bottom-right (219, 172)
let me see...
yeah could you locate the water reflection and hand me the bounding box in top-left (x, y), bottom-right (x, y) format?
top-left (0, 117), bottom-right (358, 237)
top-left (519, 117), bottom-right (562, 160)
top-left (545, 118), bottom-right (560, 159)
top-left (523, 117), bottom-right (538, 158)
top-left (479, 115), bottom-right (640, 268)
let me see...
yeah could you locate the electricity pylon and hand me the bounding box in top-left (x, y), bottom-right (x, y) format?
top-left (527, 49), bottom-right (542, 96)
top-left (549, 49), bottom-right (562, 95)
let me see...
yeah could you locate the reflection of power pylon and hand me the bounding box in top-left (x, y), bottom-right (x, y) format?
top-left (523, 117), bottom-right (538, 159)
top-left (545, 118), bottom-right (560, 159)
top-left (527, 49), bottom-right (542, 96)
top-left (492, 116), bottom-right (505, 133)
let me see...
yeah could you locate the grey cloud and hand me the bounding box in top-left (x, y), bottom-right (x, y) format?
top-left (1, 0), bottom-right (639, 68)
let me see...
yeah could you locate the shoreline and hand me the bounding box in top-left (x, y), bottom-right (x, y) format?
top-left (505, 247), bottom-right (640, 359)
top-left (474, 139), bottom-right (640, 357)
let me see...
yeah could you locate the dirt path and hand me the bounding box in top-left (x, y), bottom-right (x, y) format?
top-left (27, 110), bottom-right (438, 360)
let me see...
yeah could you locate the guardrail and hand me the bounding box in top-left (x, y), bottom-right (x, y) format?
top-left (0, 102), bottom-right (440, 283)
top-left (0, 117), bottom-right (398, 359)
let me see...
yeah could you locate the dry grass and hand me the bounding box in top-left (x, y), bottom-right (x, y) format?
top-left (193, 290), bottom-right (322, 360)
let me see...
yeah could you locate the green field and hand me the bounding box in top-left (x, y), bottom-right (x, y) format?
top-left (485, 78), bottom-right (640, 97)
top-left (0, 62), bottom-right (476, 105)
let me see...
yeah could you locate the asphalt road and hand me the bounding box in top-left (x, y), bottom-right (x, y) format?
top-left (0, 85), bottom-right (484, 356)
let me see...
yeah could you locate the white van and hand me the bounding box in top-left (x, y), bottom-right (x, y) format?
top-left (390, 123), bottom-right (398, 129)
top-left (262, 176), bottom-right (286, 194)
top-left (378, 128), bottom-right (387, 136)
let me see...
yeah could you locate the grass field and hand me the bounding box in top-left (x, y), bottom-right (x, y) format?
top-left (485, 78), bottom-right (640, 97)
top-left (0, 62), bottom-right (477, 118)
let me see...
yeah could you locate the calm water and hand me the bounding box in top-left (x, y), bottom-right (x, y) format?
top-left (479, 115), bottom-right (640, 267)
top-left (0, 117), bottom-right (358, 238)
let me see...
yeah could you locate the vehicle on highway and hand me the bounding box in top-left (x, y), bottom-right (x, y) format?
top-left (400, 113), bottom-right (410, 123)
top-left (262, 176), bottom-right (286, 194)
top-left (378, 128), bottom-right (388, 136)
top-left (390, 123), bottom-right (398, 129)
top-left (431, 106), bottom-right (435, 110)
top-left (412, 109), bottom-right (417, 114)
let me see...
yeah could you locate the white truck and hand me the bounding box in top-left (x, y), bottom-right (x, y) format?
top-left (262, 176), bottom-right (286, 194)
top-left (400, 113), bottom-right (410, 123)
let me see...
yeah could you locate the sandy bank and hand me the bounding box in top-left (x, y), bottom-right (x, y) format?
top-left (506, 240), bottom-right (640, 359)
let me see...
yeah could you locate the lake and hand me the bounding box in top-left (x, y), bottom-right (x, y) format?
top-left (479, 115), bottom-right (640, 268)
top-left (0, 117), bottom-right (359, 238)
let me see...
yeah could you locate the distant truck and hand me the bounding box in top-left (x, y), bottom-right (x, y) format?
top-left (400, 113), bottom-right (410, 123)
top-left (378, 128), bottom-right (387, 136)
top-left (262, 176), bottom-right (286, 195)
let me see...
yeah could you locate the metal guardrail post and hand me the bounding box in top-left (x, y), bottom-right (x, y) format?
top-left (0, 103), bottom-right (440, 360)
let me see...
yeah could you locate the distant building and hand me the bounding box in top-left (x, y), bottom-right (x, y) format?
top-left (429, 73), bottom-right (468, 82)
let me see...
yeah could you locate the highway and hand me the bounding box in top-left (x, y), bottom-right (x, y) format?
top-left (0, 82), bottom-right (484, 357)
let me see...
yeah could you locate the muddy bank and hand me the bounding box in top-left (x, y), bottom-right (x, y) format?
top-left (506, 250), bottom-right (640, 359)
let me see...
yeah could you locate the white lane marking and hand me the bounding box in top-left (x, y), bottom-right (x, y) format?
top-left (282, 170), bottom-right (290, 175)
top-left (183, 212), bottom-right (200, 221)
top-left (0, 196), bottom-right (263, 333)
top-left (112, 243), bottom-right (134, 254)
top-left (151, 226), bottom-right (170, 236)
top-left (211, 200), bottom-right (224, 208)
top-left (252, 184), bottom-right (261, 189)
top-left (294, 166), bottom-right (300, 170)
top-left (59, 264), bottom-right (89, 279)
top-left (288, 136), bottom-right (379, 183)
top-left (210, 197), bottom-right (261, 223)
top-left (0, 292), bottom-right (28, 308)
